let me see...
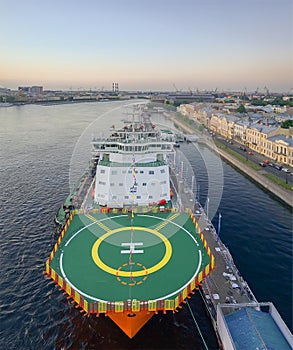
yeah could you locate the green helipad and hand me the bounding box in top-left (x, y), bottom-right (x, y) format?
top-left (50, 211), bottom-right (211, 303)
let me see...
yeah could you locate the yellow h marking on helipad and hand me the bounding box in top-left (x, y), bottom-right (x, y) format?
top-left (92, 227), bottom-right (172, 277)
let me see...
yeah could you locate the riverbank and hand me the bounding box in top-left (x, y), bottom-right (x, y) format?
top-left (172, 117), bottom-right (293, 208)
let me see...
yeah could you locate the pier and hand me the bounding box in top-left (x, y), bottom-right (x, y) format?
top-left (170, 150), bottom-right (293, 349)
top-left (170, 153), bottom-right (256, 321)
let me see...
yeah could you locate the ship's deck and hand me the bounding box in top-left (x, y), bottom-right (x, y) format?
top-left (50, 211), bottom-right (211, 303)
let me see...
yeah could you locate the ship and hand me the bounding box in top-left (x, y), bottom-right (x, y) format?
top-left (46, 105), bottom-right (215, 339)
top-left (45, 104), bottom-right (293, 348)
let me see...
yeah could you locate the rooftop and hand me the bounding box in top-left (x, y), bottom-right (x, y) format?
top-left (268, 134), bottom-right (293, 146)
top-left (222, 305), bottom-right (292, 350)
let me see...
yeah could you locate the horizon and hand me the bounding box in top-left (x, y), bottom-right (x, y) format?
top-left (1, 0), bottom-right (292, 93)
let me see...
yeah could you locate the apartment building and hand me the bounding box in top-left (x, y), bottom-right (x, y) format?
top-left (194, 105), bottom-right (213, 128)
top-left (234, 120), bottom-right (250, 144)
top-left (210, 113), bottom-right (221, 133)
top-left (177, 104), bottom-right (196, 118)
top-left (246, 124), bottom-right (281, 153)
top-left (266, 135), bottom-right (293, 166)
top-left (178, 103), bottom-right (293, 166)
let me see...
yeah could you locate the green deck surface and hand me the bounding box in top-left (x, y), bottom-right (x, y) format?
top-left (50, 212), bottom-right (210, 303)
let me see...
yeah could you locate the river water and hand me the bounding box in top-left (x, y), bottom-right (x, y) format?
top-left (0, 101), bottom-right (291, 350)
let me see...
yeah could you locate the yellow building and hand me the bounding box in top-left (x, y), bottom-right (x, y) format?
top-left (234, 120), bottom-right (249, 144)
top-left (178, 104), bottom-right (195, 118)
top-left (210, 114), bottom-right (221, 133)
top-left (267, 135), bottom-right (293, 166)
top-left (246, 124), bottom-right (280, 154)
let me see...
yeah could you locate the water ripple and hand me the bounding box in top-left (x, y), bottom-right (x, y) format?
top-left (0, 104), bottom-right (291, 350)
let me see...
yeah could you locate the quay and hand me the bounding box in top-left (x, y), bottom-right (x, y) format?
top-left (170, 159), bottom-right (257, 314)
top-left (170, 152), bottom-right (293, 349)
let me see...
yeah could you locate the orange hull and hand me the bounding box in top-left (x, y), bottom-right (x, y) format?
top-left (107, 310), bottom-right (155, 338)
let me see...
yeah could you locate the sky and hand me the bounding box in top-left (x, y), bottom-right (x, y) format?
top-left (0, 0), bottom-right (292, 92)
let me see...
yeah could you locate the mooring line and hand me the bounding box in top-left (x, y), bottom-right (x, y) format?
top-left (186, 299), bottom-right (209, 350)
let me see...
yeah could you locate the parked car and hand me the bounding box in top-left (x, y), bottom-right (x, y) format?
top-left (274, 165), bottom-right (282, 171)
top-left (247, 152), bottom-right (253, 155)
top-left (282, 168), bottom-right (290, 173)
top-left (259, 162), bottom-right (266, 167)
top-left (268, 163), bottom-right (274, 167)
top-left (263, 159), bottom-right (270, 164)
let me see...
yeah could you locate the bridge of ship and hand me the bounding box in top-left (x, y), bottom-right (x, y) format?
top-left (47, 209), bottom-right (213, 312)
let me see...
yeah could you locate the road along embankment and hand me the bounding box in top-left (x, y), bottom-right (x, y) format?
top-left (172, 117), bottom-right (293, 208)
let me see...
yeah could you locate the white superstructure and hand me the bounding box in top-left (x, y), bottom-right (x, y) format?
top-left (92, 111), bottom-right (174, 207)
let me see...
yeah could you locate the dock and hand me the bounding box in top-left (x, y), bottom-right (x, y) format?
top-left (170, 154), bottom-right (256, 322)
top-left (170, 149), bottom-right (293, 349)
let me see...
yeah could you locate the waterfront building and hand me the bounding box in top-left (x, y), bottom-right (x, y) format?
top-left (18, 85), bottom-right (43, 95)
top-left (178, 102), bottom-right (293, 167)
top-left (209, 114), bottom-right (239, 139)
top-left (178, 104), bottom-right (196, 118)
top-left (266, 134), bottom-right (293, 166)
top-left (30, 86), bottom-right (43, 95)
top-left (18, 86), bottom-right (30, 93)
top-left (178, 103), bottom-right (214, 128)
top-left (234, 119), bottom-right (250, 144)
top-left (246, 124), bottom-right (280, 154)
top-left (219, 116), bottom-right (229, 139)
top-left (210, 113), bottom-right (221, 133)
top-left (194, 104), bottom-right (213, 128)
top-left (226, 116), bottom-right (239, 140)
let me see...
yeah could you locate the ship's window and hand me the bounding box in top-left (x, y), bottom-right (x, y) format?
top-left (160, 169), bottom-right (165, 173)
top-left (149, 170), bottom-right (154, 175)
top-left (149, 195), bottom-right (153, 199)
top-left (151, 182), bottom-right (156, 186)
top-left (111, 170), bottom-right (118, 175)
top-left (124, 196), bottom-right (129, 199)
top-left (128, 170), bottom-right (132, 174)
top-left (112, 196), bottom-right (117, 200)
top-left (142, 183), bottom-right (147, 186)
top-left (161, 180), bottom-right (166, 184)
top-left (122, 170), bottom-right (126, 174)
top-left (137, 196), bottom-right (141, 199)
top-left (100, 169), bottom-right (105, 174)
top-left (119, 183), bottom-right (123, 186)
top-left (110, 183), bottom-right (115, 186)
top-left (98, 181), bottom-right (106, 185)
